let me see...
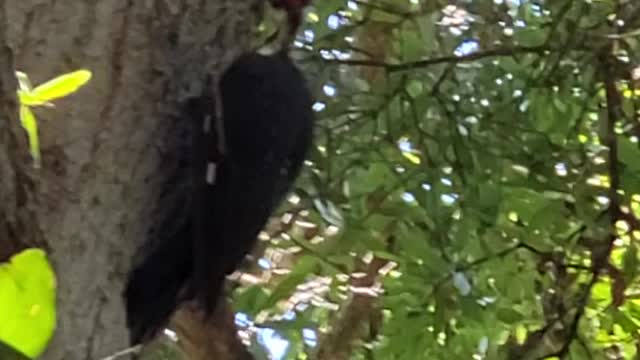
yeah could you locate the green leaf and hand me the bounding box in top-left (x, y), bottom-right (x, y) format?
top-left (502, 188), bottom-right (551, 224)
top-left (622, 242), bottom-right (639, 284)
top-left (496, 307), bottom-right (523, 324)
top-left (17, 91), bottom-right (52, 108)
top-left (405, 80), bottom-right (423, 99)
top-left (618, 136), bottom-right (640, 174)
top-left (0, 249), bottom-right (56, 359)
top-left (233, 286), bottom-right (271, 315)
top-left (20, 70), bottom-right (92, 106)
top-left (513, 27), bottom-right (546, 47)
top-left (469, 182), bottom-right (502, 225)
top-left (626, 301), bottom-right (640, 323)
top-left (261, 256), bottom-right (318, 311)
top-left (611, 309), bottom-right (640, 333)
top-left (15, 69), bottom-right (92, 167)
top-left (19, 105), bottom-right (40, 168)
top-left (313, 199), bottom-right (344, 227)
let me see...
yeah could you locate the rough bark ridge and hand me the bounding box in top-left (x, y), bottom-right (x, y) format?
top-left (0, 1), bottom-right (259, 359)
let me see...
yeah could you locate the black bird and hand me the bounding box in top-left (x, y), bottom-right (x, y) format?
top-left (124, 50), bottom-right (314, 344)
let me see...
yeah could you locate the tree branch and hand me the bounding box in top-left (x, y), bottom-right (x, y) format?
top-left (321, 45), bottom-right (573, 72)
top-left (539, 45), bottom-right (625, 360)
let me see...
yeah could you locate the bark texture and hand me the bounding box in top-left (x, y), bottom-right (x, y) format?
top-left (0, 1), bottom-right (260, 359)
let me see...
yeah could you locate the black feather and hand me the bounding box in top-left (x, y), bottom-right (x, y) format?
top-left (124, 51), bottom-right (314, 345)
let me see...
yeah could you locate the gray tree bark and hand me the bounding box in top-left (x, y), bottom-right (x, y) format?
top-left (0, 1), bottom-right (260, 359)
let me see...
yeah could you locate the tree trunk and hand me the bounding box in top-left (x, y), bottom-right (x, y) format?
top-left (0, 1), bottom-right (259, 359)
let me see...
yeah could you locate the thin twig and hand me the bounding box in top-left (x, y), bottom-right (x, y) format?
top-left (99, 345), bottom-right (142, 360)
top-left (322, 45), bottom-right (569, 72)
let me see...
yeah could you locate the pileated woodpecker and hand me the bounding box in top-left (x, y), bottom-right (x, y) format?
top-left (124, 0), bottom-right (314, 345)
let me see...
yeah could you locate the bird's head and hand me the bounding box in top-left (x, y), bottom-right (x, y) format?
top-left (269, 0), bottom-right (312, 35)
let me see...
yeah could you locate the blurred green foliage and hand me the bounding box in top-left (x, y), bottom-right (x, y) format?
top-left (233, 1), bottom-right (640, 359)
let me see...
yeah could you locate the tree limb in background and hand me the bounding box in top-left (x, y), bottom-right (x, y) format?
top-left (315, 253), bottom-right (388, 360)
top-left (171, 301), bottom-right (254, 360)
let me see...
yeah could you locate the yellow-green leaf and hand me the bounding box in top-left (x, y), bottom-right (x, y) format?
top-left (0, 249), bottom-right (56, 359)
top-left (17, 90), bottom-right (53, 107)
top-left (28, 69), bottom-right (92, 103)
top-left (402, 151), bottom-right (422, 165)
top-left (19, 105), bottom-right (40, 168)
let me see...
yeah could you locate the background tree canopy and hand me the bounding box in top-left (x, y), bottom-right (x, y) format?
top-left (2, 0), bottom-right (640, 359)
top-left (228, 1), bottom-right (640, 359)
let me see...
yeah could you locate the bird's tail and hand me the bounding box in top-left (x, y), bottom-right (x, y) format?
top-left (123, 220), bottom-right (193, 345)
